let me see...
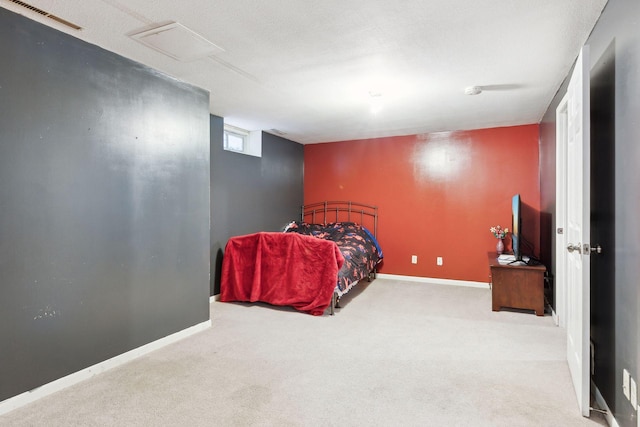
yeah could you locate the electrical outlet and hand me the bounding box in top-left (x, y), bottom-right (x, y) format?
top-left (624, 369), bottom-right (631, 400)
top-left (631, 376), bottom-right (637, 409)
top-left (436, 257), bottom-right (443, 266)
top-left (411, 255), bottom-right (418, 264)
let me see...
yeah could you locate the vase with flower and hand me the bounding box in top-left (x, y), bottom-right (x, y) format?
top-left (489, 225), bottom-right (509, 255)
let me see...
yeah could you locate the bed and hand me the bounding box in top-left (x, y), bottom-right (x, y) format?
top-left (220, 201), bottom-right (382, 315)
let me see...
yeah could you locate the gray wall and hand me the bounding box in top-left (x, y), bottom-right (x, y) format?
top-left (539, 0), bottom-right (639, 425)
top-left (210, 119), bottom-right (304, 295)
top-left (0, 9), bottom-right (210, 402)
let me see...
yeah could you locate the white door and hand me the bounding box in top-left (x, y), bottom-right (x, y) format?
top-left (565, 45), bottom-right (591, 417)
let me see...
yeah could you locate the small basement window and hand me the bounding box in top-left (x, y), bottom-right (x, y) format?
top-left (223, 123), bottom-right (262, 157)
top-left (223, 124), bottom-right (247, 153)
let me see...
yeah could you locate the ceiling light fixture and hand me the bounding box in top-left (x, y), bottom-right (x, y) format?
top-left (464, 86), bottom-right (482, 95)
top-left (369, 91), bottom-right (383, 115)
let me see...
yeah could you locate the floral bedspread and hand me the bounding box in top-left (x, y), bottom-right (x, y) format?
top-left (285, 221), bottom-right (383, 296)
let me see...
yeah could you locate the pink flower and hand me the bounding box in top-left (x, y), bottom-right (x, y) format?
top-left (489, 225), bottom-right (509, 239)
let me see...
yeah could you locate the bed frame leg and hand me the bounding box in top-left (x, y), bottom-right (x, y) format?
top-left (330, 292), bottom-right (337, 315)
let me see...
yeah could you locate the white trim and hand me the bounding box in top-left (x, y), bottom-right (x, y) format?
top-left (592, 383), bottom-right (619, 427)
top-left (551, 305), bottom-right (559, 326)
top-left (0, 320), bottom-right (211, 416)
top-left (555, 92), bottom-right (569, 329)
top-left (210, 294), bottom-right (220, 303)
top-left (376, 273), bottom-right (489, 289)
top-left (223, 123), bottom-right (249, 137)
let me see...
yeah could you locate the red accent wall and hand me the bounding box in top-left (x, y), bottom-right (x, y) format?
top-left (304, 124), bottom-right (540, 283)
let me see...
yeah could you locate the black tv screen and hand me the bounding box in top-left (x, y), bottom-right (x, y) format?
top-left (512, 194), bottom-right (522, 260)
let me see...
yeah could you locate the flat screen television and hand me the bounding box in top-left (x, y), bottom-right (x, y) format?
top-left (511, 194), bottom-right (522, 261)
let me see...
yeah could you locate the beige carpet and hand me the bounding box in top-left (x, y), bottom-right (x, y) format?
top-left (0, 278), bottom-right (608, 426)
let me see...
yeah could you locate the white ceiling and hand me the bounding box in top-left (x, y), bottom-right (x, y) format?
top-left (2, 0), bottom-right (607, 144)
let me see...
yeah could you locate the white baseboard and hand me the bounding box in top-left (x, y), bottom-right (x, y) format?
top-left (376, 273), bottom-right (489, 289)
top-left (593, 382), bottom-right (619, 427)
top-left (551, 306), bottom-right (559, 325)
top-left (0, 319), bottom-right (211, 416)
top-left (210, 294), bottom-right (221, 303)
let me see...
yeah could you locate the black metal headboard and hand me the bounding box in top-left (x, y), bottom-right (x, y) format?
top-left (301, 201), bottom-right (378, 237)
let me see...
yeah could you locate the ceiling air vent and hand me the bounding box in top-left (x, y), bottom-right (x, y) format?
top-left (9, 0), bottom-right (82, 30)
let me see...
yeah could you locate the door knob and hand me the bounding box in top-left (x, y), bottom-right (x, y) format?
top-left (567, 243), bottom-right (582, 254)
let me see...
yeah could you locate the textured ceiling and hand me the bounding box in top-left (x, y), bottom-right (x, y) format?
top-left (1, 0), bottom-right (607, 144)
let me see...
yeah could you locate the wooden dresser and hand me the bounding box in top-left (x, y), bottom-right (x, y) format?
top-left (488, 252), bottom-right (546, 316)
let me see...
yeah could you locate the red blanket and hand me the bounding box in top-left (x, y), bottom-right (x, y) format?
top-left (220, 232), bottom-right (345, 315)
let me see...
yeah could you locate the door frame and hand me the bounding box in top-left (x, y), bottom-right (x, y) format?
top-left (555, 93), bottom-right (569, 328)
